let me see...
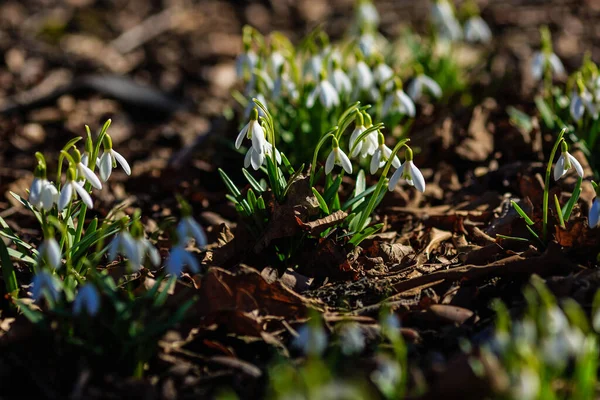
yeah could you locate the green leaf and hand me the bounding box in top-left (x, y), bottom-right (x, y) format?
top-left (342, 185), bottom-right (377, 211)
top-left (246, 188), bottom-right (257, 212)
top-left (322, 174), bottom-right (342, 204)
top-left (9, 192), bottom-right (42, 225)
top-left (242, 169), bottom-right (265, 193)
top-left (349, 223), bottom-right (383, 246)
top-left (511, 200), bottom-right (535, 226)
top-left (311, 187), bottom-right (330, 214)
top-left (0, 237), bottom-right (19, 295)
top-left (562, 176), bottom-right (582, 221)
top-left (496, 234), bottom-right (529, 242)
top-left (554, 194), bottom-right (565, 229)
top-left (219, 168), bottom-right (242, 197)
top-left (507, 106), bottom-right (533, 133)
top-left (534, 95), bottom-right (555, 129)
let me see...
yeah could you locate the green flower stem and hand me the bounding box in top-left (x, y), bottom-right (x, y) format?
top-left (309, 129), bottom-right (337, 186)
top-left (543, 128), bottom-right (566, 242)
top-left (355, 138), bottom-right (410, 232)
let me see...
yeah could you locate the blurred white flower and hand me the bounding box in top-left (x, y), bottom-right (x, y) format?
top-left (235, 50), bottom-right (257, 78)
top-left (464, 16), bottom-right (492, 44)
top-left (531, 51), bottom-right (565, 81)
top-left (293, 323), bottom-right (328, 357)
top-left (371, 356), bottom-right (402, 398)
top-left (373, 61), bottom-right (394, 90)
top-left (31, 271), bottom-right (62, 303)
top-left (353, 60), bottom-right (374, 92)
top-left (355, 0), bottom-right (379, 28)
top-left (589, 197), bottom-right (600, 229)
top-left (307, 76), bottom-right (340, 109)
top-left (176, 216), bottom-right (208, 248)
top-left (431, 0), bottom-right (462, 41)
top-left (339, 323), bottom-right (366, 355)
top-left (570, 90), bottom-right (598, 122)
top-left (166, 245), bottom-right (200, 276)
top-left (38, 237), bottom-right (61, 270)
top-left (329, 64), bottom-right (352, 95)
top-left (511, 368), bottom-right (540, 400)
top-left (382, 87), bottom-right (416, 118)
top-left (29, 178), bottom-right (58, 211)
top-left (73, 283), bottom-right (100, 316)
top-left (407, 74), bottom-right (442, 101)
top-left (108, 230), bottom-right (137, 264)
top-left (304, 54), bottom-right (323, 80)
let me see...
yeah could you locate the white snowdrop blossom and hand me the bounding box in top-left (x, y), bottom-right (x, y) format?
top-left (370, 135), bottom-right (401, 174)
top-left (511, 368), bottom-right (540, 400)
top-left (31, 271), bottom-right (62, 303)
top-left (373, 61), bottom-right (394, 90)
top-left (235, 49), bottom-right (257, 78)
top-left (304, 53), bottom-right (323, 80)
top-left (236, 107), bottom-right (267, 154)
top-left (353, 60), bottom-right (374, 92)
top-left (355, 0), bottom-right (379, 29)
top-left (268, 51), bottom-right (285, 76)
top-left (166, 244), bottom-right (200, 276)
top-left (176, 216), bottom-right (208, 248)
top-left (358, 33), bottom-right (377, 58)
top-left (38, 237), bottom-right (61, 270)
top-left (98, 135), bottom-right (131, 182)
top-left (382, 80), bottom-right (416, 117)
top-left (531, 51), bottom-right (565, 81)
top-left (131, 236), bottom-right (161, 271)
top-left (244, 141), bottom-right (282, 170)
top-left (431, 0), bottom-right (462, 41)
top-left (307, 72), bottom-right (340, 109)
top-left (29, 177), bottom-right (59, 211)
top-left (292, 322), bottom-right (328, 357)
top-left (272, 67), bottom-right (298, 101)
top-left (325, 141), bottom-right (352, 175)
top-left (73, 283), bottom-right (100, 316)
top-left (339, 323), bottom-right (366, 355)
top-left (553, 142), bottom-right (583, 181)
top-left (108, 230), bottom-right (138, 263)
top-left (329, 61), bottom-right (352, 95)
top-left (589, 196), bottom-right (600, 229)
top-left (570, 89), bottom-right (598, 122)
top-left (108, 228), bottom-right (159, 271)
top-left (74, 151), bottom-right (102, 190)
top-left (349, 113), bottom-right (373, 158)
top-left (388, 148), bottom-right (426, 193)
top-left (58, 168), bottom-right (94, 210)
top-left (407, 74), bottom-right (442, 101)
top-left (464, 16), bottom-right (492, 44)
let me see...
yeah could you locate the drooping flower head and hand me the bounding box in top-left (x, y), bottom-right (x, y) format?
top-left (73, 283), bottom-right (100, 316)
top-left (31, 271), bottom-right (62, 304)
top-left (37, 227), bottom-right (61, 270)
top-left (29, 160), bottom-right (59, 211)
top-left (98, 134), bottom-right (131, 182)
top-left (388, 146), bottom-right (426, 193)
top-left (570, 74), bottom-right (598, 122)
top-left (553, 140), bottom-right (584, 181)
top-left (407, 66), bottom-right (442, 101)
top-left (589, 181), bottom-right (600, 229)
top-left (307, 69), bottom-right (340, 109)
top-left (431, 0), bottom-right (462, 41)
top-left (370, 131), bottom-right (401, 174)
top-left (355, 0), bottom-right (380, 30)
top-left (325, 137), bottom-right (352, 175)
top-left (108, 221), bottom-right (160, 272)
top-left (58, 167), bottom-right (94, 210)
top-left (71, 147), bottom-right (102, 190)
top-left (461, 1), bottom-right (492, 44)
top-left (382, 78), bottom-right (416, 118)
top-left (329, 58), bottom-right (352, 95)
top-left (531, 26), bottom-right (565, 82)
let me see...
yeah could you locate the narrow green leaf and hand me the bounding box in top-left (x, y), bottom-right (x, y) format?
top-left (511, 200), bottom-right (535, 226)
top-left (562, 176), bottom-right (582, 221)
top-left (218, 168), bottom-right (242, 197)
top-left (0, 238), bottom-right (19, 294)
top-left (534, 95), bottom-right (555, 129)
top-left (242, 169), bottom-right (264, 193)
top-left (554, 194), bottom-right (565, 229)
top-left (323, 174), bottom-right (343, 204)
top-left (349, 223), bottom-right (383, 246)
top-left (496, 234), bottom-right (529, 242)
top-left (246, 188), bottom-right (257, 212)
top-left (311, 187), bottom-right (330, 214)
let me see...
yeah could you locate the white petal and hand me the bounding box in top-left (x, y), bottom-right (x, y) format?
top-left (250, 147), bottom-right (264, 170)
top-left (554, 154), bottom-right (566, 181)
top-left (406, 79), bottom-right (420, 101)
top-left (99, 152), bottom-right (113, 182)
top-left (306, 86), bottom-right (319, 108)
top-left (589, 198), bottom-right (600, 228)
top-left (570, 95), bottom-right (585, 122)
top-left (337, 148), bottom-right (353, 174)
top-left (244, 148), bottom-right (253, 169)
top-left (46, 239), bottom-right (61, 269)
top-left (325, 150), bottom-right (336, 175)
top-left (111, 150), bottom-right (131, 175)
top-left (531, 52), bottom-right (545, 81)
top-left (567, 153), bottom-right (584, 177)
top-left (388, 164), bottom-right (404, 191)
top-left (408, 161), bottom-right (426, 193)
top-left (186, 217), bottom-right (208, 247)
top-left (40, 183), bottom-right (58, 211)
top-left (370, 149), bottom-right (382, 174)
top-left (250, 121), bottom-right (266, 152)
top-left (29, 178), bottom-right (43, 206)
top-left (398, 91), bottom-right (416, 117)
top-left (356, 62), bottom-right (374, 90)
top-left (381, 94), bottom-right (394, 117)
top-left (58, 182), bottom-right (73, 211)
top-left (74, 182), bottom-right (94, 209)
top-left (78, 163), bottom-right (102, 190)
top-left (420, 75), bottom-right (442, 98)
top-left (321, 81), bottom-right (339, 109)
top-left (349, 127), bottom-right (365, 158)
top-left (108, 235), bottom-right (120, 261)
top-left (145, 240), bottom-right (161, 266)
top-left (549, 53), bottom-right (565, 76)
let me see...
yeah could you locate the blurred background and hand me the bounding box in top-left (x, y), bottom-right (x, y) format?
top-left (0, 0), bottom-right (597, 212)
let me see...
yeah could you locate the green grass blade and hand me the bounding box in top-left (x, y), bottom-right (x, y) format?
top-left (0, 238), bottom-right (19, 294)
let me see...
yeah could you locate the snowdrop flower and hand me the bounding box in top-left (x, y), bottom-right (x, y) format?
top-left (73, 283), bottom-right (100, 316)
top-left (388, 147), bottom-right (426, 193)
top-left (358, 32), bottom-right (377, 58)
top-left (353, 58), bottom-right (374, 92)
top-left (166, 244), bottom-right (200, 276)
top-left (131, 236), bottom-right (160, 271)
top-left (98, 134), bottom-right (131, 182)
top-left (464, 16), bottom-right (492, 44)
top-left (244, 141), bottom-right (282, 170)
top-left (531, 28), bottom-right (565, 82)
top-left (355, 0), bottom-right (380, 29)
top-left (407, 74), bottom-right (442, 101)
top-left (307, 70), bottom-right (340, 109)
top-left (272, 65), bottom-right (299, 101)
top-left (108, 229), bottom-right (137, 263)
top-left (553, 141), bottom-right (583, 181)
top-left (235, 38), bottom-right (257, 78)
top-left (303, 52), bottom-right (323, 80)
top-left (31, 271), bottom-right (62, 303)
top-left (370, 132), bottom-right (401, 174)
top-left (38, 236), bottom-right (61, 269)
top-left (81, 136), bottom-right (98, 168)
top-left (329, 59), bottom-right (352, 95)
top-left (382, 79), bottom-right (416, 118)
top-left (58, 168), bottom-right (94, 210)
top-left (29, 166), bottom-right (59, 211)
top-left (431, 0), bottom-right (462, 41)
top-left (292, 321), bottom-right (328, 357)
top-left (325, 139), bottom-right (352, 175)
top-left (339, 323), bottom-right (366, 355)
top-left (542, 327), bottom-right (585, 367)
top-left (176, 215), bottom-right (208, 248)
top-left (108, 224), bottom-right (160, 271)
top-left (589, 190), bottom-right (600, 229)
top-left (570, 78), bottom-right (598, 121)
top-left (268, 50), bottom-right (285, 76)
top-left (236, 107), bottom-right (267, 153)
top-left (510, 368), bottom-right (540, 400)
top-left (372, 57), bottom-right (394, 90)
top-left (349, 112), bottom-right (373, 158)
top-left (72, 148), bottom-right (102, 190)
top-left (371, 356), bottom-right (402, 398)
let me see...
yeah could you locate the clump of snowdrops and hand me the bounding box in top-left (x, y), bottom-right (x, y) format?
top-left (0, 120), bottom-right (207, 376)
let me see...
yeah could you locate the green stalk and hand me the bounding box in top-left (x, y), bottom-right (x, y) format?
top-left (542, 128), bottom-right (566, 242)
top-left (309, 130), bottom-right (337, 186)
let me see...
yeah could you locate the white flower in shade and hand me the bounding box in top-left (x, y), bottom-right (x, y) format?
top-left (235, 50), bottom-right (257, 78)
top-left (339, 323), bottom-right (366, 355)
top-left (570, 90), bottom-right (598, 122)
top-left (273, 69), bottom-right (299, 101)
top-left (382, 83), bottom-right (416, 118)
top-left (292, 323), bottom-right (328, 357)
top-left (166, 245), bottom-right (200, 276)
top-left (553, 143), bottom-right (583, 181)
top-left (464, 16), bottom-right (492, 44)
top-left (304, 54), bottom-right (323, 80)
top-left (370, 141), bottom-right (401, 174)
top-left (531, 51), bottom-right (565, 81)
top-left (130, 236), bottom-right (161, 271)
top-left (268, 51), bottom-right (285, 75)
top-left (388, 149), bottom-right (426, 193)
top-left (307, 74), bottom-right (340, 109)
top-left (511, 368), bottom-right (540, 400)
top-left (349, 124), bottom-right (367, 158)
top-left (329, 64), bottom-right (352, 95)
top-left (38, 237), bottom-right (61, 269)
top-left (358, 33), bottom-right (377, 58)
top-left (30, 178), bottom-right (59, 211)
top-left (31, 271), bottom-right (62, 303)
top-left (589, 197), bottom-right (600, 228)
top-left (73, 283), bottom-right (100, 316)
top-left (325, 144), bottom-right (352, 175)
top-left (244, 141), bottom-right (282, 170)
top-left (353, 60), bottom-right (374, 91)
top-left (108, 227), bottom-right (160, 271)
top-left (431, 0), bottom-right (462, 41)
top-left (108, 230), bottom-right (138, 263)
top-left (371, 356), bottom-right (402, 398)
top-left (177, 216), bottom-right (208, 248)
top-left (58, 169), bottom-right (94, 210)
top-left (98, 145), bottom-right (131, 183)
top-left (373, 61), bottom-right (394, 90)
top-left (355, 0), bottom-right (380, 28)
top-left (407, 74), bottom-right (442, 101)
top-left (542, 327), bottom-right (585, 367)
top-left (235, 108), bottom-right (267, 153)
